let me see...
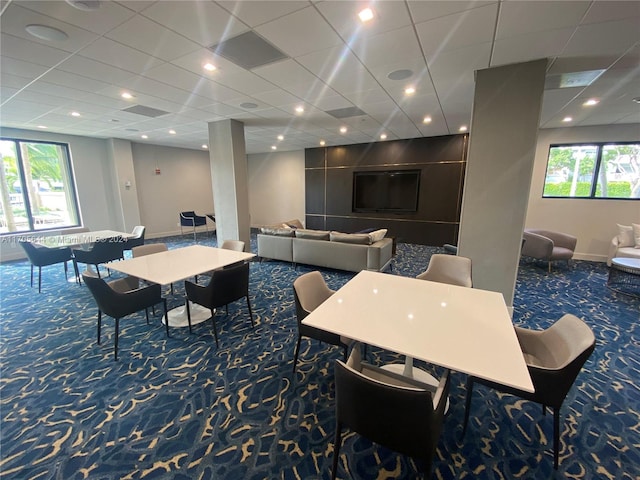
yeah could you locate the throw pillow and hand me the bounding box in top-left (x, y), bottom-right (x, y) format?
top-left (633, 223), bottom-right (640, 249)
top-left (368, 228), bottom-right (388, 243)
top-left (330, 232), bottom-right (372, 245)
top-left (295, 229), bottom-right (330, 240)
top-left (260, 227), bottom-right (295, 237)
top-left (617, 224), bottom-right (634, 247)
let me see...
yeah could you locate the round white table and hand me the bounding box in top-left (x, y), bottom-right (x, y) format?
top-left (608, 257), bottom-right (640, 297)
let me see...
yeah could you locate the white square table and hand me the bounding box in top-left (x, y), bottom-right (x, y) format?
top-left (106, 245), bottom-right (255, 327)
top-left (302, 270), bottom-right (533, 393)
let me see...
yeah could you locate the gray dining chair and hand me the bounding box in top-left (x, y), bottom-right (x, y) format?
top-left (19, 241), bottom-right (73, 292)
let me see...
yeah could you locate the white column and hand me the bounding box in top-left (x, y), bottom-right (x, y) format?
top-left (458, 59), bottom-right (547, 307)
top-left (208, 119), bottom-right (251, 250)
top-left (107, 138), bottom-right (141, 232)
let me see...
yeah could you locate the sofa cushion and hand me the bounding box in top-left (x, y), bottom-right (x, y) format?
top-left (295, 229), bottom-right (330, 240)
top-left (330, 231), bottom-right (372, 245)
top-left (368, 228), bottom-right (388, 243)
top-left (633, 223), bottom-right (640, 248)
top-left (617, 224), bottom-right (634, 247)
top-left (260, 227), bottom-right (295, 237)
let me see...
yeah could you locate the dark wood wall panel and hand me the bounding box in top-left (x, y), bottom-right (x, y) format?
top-left (305, 134), bottom-right (467, 246)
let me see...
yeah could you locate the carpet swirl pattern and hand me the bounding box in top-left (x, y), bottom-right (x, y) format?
top-left (0, 235), bottom-right (638, 479)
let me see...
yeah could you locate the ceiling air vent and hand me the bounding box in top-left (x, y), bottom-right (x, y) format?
top-left (209, 31), bottom-right (288, 70)
top-left (121, 105), bottom-right (170, 118)
top-left (544, 69), bottom-right (606, 89)
top-left (325, 106), bottom-right (367, 119)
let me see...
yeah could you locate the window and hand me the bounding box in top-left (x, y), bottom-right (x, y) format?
top-left (0, 138), bottom-right (80, 234)
top-left (543, 142), bottom-right (640, 199)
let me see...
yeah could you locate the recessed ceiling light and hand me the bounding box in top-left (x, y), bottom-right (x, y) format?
top-left (423, 116), bottom-right (432, 124)
top-left (404, 87), bottom-right (416, 95)
top-left (141, 135), bottom-right (148, 139)
top-left (37, 125), bottom-right (47, 129)
top-left (70, 111), bottom-right (81, 117)
top-left (380, 133), bottom-right (387, 140)
top-left (562, 116), bottom-right (573, 123)
top-left (121, 92), bottom-right (134, 100)
top-left (388, 69), bottom-right (413, 81)
top-left (65, 0), bottom-right (101, 11)
top-left (169, 129), bottom-right (176, 134)
top-left (583, 99), bottom-right (599, 106)
top-left (340, 126), bottom-right (347, 133)
top-left (271, 145), bottom-right (277, 150)
top-left (277, 135), bottom-right (284, 141)
top-left (459, 125), bottom-right (468, 132)
top-left (202, 144), bottom-right (208, 149)
top-left (358, 7), bottom-right (374, 23)
top-left (320, 140), bottom-right (326, 146)
top-left (203, 63), bottom-right (217, 72)
top-left (25, 24), bottom-right (68, 42)
top-left (295, 106), bottom-right (304, 114)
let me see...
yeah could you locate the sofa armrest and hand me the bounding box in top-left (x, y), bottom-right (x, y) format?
top-left (541, 230), bottom-right (577, 251)
top-left (607, 236), bottom-right (620, 266)
top-left (522, 231), bottom-right (554, 260)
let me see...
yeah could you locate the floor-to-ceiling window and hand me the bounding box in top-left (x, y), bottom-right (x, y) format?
top-left (0, 138), bottom-right (80, 234)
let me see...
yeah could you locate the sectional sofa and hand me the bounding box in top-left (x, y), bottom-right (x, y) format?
top-left (257, 226), bottom-right (393, 273)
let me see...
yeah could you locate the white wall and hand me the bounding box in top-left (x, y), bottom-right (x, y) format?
top-left (526, 124), bottom-right (640, 262)
top-left (247, 150), bottom-right (306, 227)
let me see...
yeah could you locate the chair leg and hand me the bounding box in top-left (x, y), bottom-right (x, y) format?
top-left (553, 408), bottom-right (560, 469)
top-left (246, 297), bottom-right (254, 328)
top-left (163, 299), bottom-right (169, 337)
top-left (114, 317), bottom-right (119, 361)
top-left (331, 423), bottom-right (342, 480)
top-left (73, 260), bottom-right (80, 283)
top-left (30, 264), bottom-right (34, 288)
top-left (145, 308), bottom-right (149, 325)
top-left (38, 266), bottom-right (42, 293)
top-left (97, 311), bottom-right (102, 344)
top-left (185, 298), bottom-right (192, 334)
top-left (211, 310), bottom-right (219, 347)
top-left (292, 335), bottom-right (302, 374)
top-left (462, 376), bottom-right (475, 436)
top-left (63, 261), bottom-right (68, 280)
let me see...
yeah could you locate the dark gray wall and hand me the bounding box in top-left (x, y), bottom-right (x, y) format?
top-left (305, 134), bottom-right (468, 245)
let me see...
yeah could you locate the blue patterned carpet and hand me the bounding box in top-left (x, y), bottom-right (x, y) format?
top-left (0, 234), bottom-right (638, 479)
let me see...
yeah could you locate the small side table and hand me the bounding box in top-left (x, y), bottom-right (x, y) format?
top-left (608, 257), bottom-right (640, 298)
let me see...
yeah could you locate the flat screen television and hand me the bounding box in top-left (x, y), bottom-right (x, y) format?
top-left (352, 169), bottom-right (420, 213)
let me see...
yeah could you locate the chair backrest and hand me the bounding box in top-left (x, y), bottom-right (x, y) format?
top-left (293, 271), bottom-right (334, 321)
top-left (417, 254), bottom-right (472, 287)
top-left (83, 272), bottom-right (159, 319)
top-left (334, 359), bottom-right (450, 467)
top-left (220, 240), bottom-right (245, 252)
top-left (73, 237), bottom-right (125, 264)
top-left (18, 241), bottom-right (40, 263)
top-left (206, 262), bottom-right (250, 309)
top-left (132, 243), bottom-right (168, 257)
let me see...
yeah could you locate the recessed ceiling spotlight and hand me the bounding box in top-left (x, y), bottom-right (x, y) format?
top-left (562, 116), bottom-right (573, 123)
top-left (169, 129), bottom-right (176, 134)
top-left (202, 144), bottom-right (208, 149)
top-left (423, 116), bottom-right (432, 124)
top-left (340, 126), bottom-right (347, 134)
top-left (37, 125), bottom-right (48, 129)
top-left (320, 140), bottom-right (326, 146)
top-left (388, 69), bottom-right (413, 81)
top-left (380, 133), bottom-right (387, 140)
top-left (295, 105), bottom-right (304, 114)
top-left (121, 92), bottom-right (134, 100)
top-left (271, 145), bottom-right (277, 150)
top-left (65, 0), bottom-right (101, 11)
top-left (203, 63), bottom-right (217, 72)
top-left (277, 135), bottom-right (284, 141)
top-left (141, 135), bottom-right (148, 139)
top-left (70, 111), bottom-right (81, 117)
top-left (25, 24), bottom-right (68, 42)
top-left (358, 7), bottom-right (375, 23)
top-left (583, 98), bottom-right (599, 106)
top-left (404, 87), bottom-right (416, 95)
top-left (459, 125), bottom-right (468, 132)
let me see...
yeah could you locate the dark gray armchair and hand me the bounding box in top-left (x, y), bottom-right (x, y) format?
top-left (522, 229), bottom-right (577, 272)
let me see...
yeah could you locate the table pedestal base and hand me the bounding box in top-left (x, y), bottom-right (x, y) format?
top-left (381, 362), bottom-right (450, 413)
top-left (163, 302), bottom-right (212, 328)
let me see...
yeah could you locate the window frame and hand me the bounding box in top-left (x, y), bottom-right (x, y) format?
top-left (542, 141), bottom-right (640, 200)
top-left (0, 137), bottom-right (82, 236)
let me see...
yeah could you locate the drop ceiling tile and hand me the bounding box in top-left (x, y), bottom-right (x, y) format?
top-left (540, 88), bottom-right (583, 123)
top-left (11, 0), bottom-right (136, 35)
top-left (491, 28), bottom-right (574, 67)
top-left (496, 1), bottom-right (590, 39)
top-left (1, 56), bottom-right (50, 80)
top-left (217, 1), bottom-right (308, 27)
top-left (1, 33), bottom-right (70, 67)
top-left (140, 1), bottom-right (247, 47)
top-left (428, 43), bottom-right (491, 92)
top-left (208, 70), bottom-right (277, 96)
top-left (408, 1), bottom-right (496, 23)
top-left (105, 14), bottom-right (201, 61)
top-left (548, 56), bottom-right (619, 75)
top-left (56, 55), bottom-right (139, 84)
top-left (40, 69), bottom-right (113, 94)
top-left (255, 6), bottom-right (342, 58)
top-left (582, 0), bottom-right (640, 24)
top-left (1, 4), bottom-right (100, 53)
top-left (350, 26), bottom-right (423, 69)
top-left (250, 87), bottom-right (300, 106)
top-left (562, 18), bottom-right (640, 57)
top-left (0, 73), bottom-right (35, 90)
top-left (76, 37), bottom-right (164, 74)
top-left (415, 3), bottom-right (498, 59)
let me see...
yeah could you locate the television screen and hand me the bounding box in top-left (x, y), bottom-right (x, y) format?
top-left (353, 170), bottom-right (420, 213)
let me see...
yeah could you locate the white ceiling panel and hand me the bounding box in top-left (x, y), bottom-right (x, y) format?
top-left (0, 0), bottom-right (637, 154)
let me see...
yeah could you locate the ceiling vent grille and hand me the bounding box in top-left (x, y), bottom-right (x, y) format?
top-left (209, 31), bottom-right (288, 70)
top-left (121, 105), bottom-right (170, 118)
top-left (325, 106), bottom-right (367, 119)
